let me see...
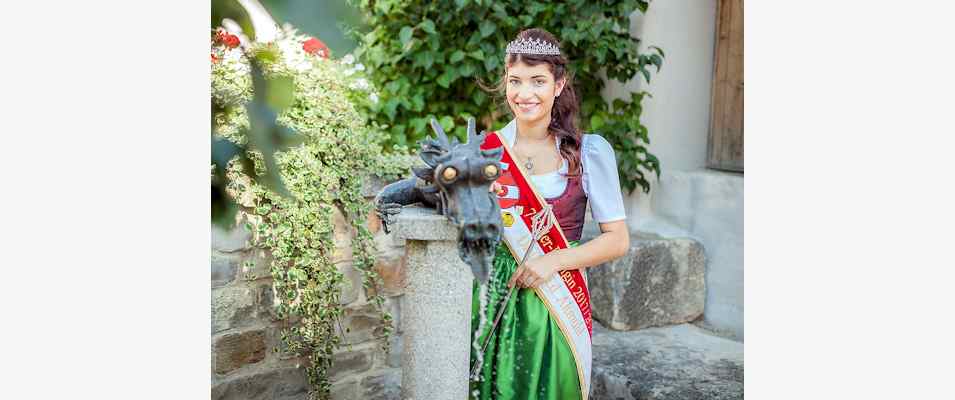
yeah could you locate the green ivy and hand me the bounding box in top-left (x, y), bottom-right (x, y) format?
top-left (213, 25), bottom-right (413, 399)
top-left (349, 0), bottom-right (663, 193)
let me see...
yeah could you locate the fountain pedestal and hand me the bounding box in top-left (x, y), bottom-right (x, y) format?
top-left (391, 206), bottom-right (473, 400)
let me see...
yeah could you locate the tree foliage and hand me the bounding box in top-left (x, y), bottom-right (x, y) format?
top-left (350, 0), bottom-right (663, 193)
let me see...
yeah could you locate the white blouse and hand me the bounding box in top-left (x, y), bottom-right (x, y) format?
top-left (499, 119), bottom-right (627, 223)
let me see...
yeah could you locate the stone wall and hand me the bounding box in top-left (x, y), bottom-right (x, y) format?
top-left (211, 178), bottom-right (406, 400)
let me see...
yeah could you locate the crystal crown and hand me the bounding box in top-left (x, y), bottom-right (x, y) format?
top-left (505, 37), bottom-right (561, 56)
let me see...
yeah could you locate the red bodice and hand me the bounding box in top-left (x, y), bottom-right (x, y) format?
top-left (543, 176), bottom-right (588, 242)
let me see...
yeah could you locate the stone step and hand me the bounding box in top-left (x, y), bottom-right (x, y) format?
top-left (582, 229), bottom-right (706, 331)
top-left (591, 322), bottom-right (743, 400)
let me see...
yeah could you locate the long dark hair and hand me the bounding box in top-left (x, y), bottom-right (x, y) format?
top-left (480, 28), bottom-right (582, 177)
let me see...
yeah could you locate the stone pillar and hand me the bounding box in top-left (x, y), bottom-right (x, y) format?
top-left (390, 206), bottom-right (472, 400)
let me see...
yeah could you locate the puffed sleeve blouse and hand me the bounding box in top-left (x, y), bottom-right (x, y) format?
top-left (500, 120), bottom-right (627, 223)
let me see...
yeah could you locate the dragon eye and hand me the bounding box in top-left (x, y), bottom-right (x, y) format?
top-left (483, 164), bottom-right (499, 179)
top-left (441, 166), bottom-right (458, 182)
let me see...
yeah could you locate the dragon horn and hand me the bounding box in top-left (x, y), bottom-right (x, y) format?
top-left (430, 118), bottom-right (451, 148)
top-left (466, 117), bottom-right (479, 147)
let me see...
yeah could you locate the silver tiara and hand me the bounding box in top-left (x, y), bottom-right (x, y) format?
top-left (505, 37), bottom-right (561, 56)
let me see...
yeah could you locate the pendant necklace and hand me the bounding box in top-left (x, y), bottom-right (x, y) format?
top-left (515, 133), bottom-right (551, 173)
top-left (516, 140), bottom-right (540, 173)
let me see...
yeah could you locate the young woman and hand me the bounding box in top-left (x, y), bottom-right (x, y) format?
top-left (470, 28), bottom-right (631, 399)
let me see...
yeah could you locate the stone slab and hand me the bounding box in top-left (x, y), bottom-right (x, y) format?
top-left (212, 366), bottom-right (308, 400)
top-left (212, 286), bottom-right (257, 334)
top-left (214, 329), bottom-right (267, 375)
top-left (585, 231), bottom-right (706, 331)
top-left (342, 303), bottom-right (388, 345)
top-left (329, 344), bottom-right (375, 382)
top-left (213, 223), bottom-right (252, 253)
top-left (330, 378), bottom-right (359, 400)
top-left (361, 368), bottom-right (401, 400)
top-left (390, 206), bottom-right (459, 241)
top-left (212, 252), bottom-right (240, 287)
top-left (591, 322), bottom-right (743, 400)
top-left (374, 231), bottom-right (408, 297)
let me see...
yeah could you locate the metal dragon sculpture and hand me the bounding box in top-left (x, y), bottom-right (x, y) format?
top-left (375, 118), bottom-right (504, 283)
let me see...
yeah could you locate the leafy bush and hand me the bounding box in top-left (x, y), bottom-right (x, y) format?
top-left (350, 0), bottom-right (663, 193)
top-left (212, 24), bottom-right (412, 399)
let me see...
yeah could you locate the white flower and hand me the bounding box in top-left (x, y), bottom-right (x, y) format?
top-left (354, 63), bottom-right (365, 72)
top-left (369, 93), bottom-right (379, 104)
top-left (224, 48), bottom-right (244, 62)
top-left (351, 78), bottom-right (370, 90)
top-left (342, 54), bottom-right (355, 65)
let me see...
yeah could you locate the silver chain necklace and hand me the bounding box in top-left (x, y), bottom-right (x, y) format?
top-left (515, 134), bottom-right (553, 173)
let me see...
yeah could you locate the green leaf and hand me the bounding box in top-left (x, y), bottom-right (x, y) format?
top-left (436, 70), bottom-right (453, 88)
top-left (415, 51), bottom-right (435, 69)
top-left (590, 114), bottom-right (605, 130)
top-left (649, 45), bottom-right (665, 58)
top-left (449, 50), bottom-right (465, 63)
top-left (411, 93), bottom-right (425, 112)
top-left (484, 56), bottom-right (499, 72)
top-left (420, 19), bottom-right (436, 34)
top-left (649, 53), bottom-right (663, 72)
top-left (439, 115), bottom-right (455, 132)
top-left (467, 49), bottom-right (485, 60)
top-left (384, 98), bottom-right (399, 120)
top-left (460, 62), bottom-right (475, 77)
top-left (640, 68), bottom-right (651, 84)
top-left (399, 26), bottom-right (413, 46)
top-left (479, 20), bottom-right (496, 38)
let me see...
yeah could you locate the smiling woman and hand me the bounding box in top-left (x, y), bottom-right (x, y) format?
top-left (469, 28), bottom-right (630, 400)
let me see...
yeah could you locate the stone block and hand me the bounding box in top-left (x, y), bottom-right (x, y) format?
top-left (212, 366), bottom-right (308, 400)
top-left (253, 283), bottom-right (284, 323)
top-left (367, 210), bottom-right (383, 234)
top-left (390, 206), bottom-right (459, 241)
top-left (212, 252), bottom-right (240, 288)
top-left (587, 232), bottom-right (706, 330)
top-left (385, 296), bottom-right (401, 335)
top-left (332, 206), bottom-right (354, 264)
top-left (625, 169), bottom-right (744, 340)
top-left (214, 329), bottom-right (267, 375)
top-left (590, 322), bottom-right (743, 400)
top-left (374, 233), bottom-right (407, 297)
top-left (213, 286), bottom-right (257, 334)
top-left (330, 379), bottom-right (359, 400)
top-left (360, 368), bottom-right (401, 400)
top-left (361, 174), bottom-right (392, 198)
top-left (342, 303), bottom-right (387, 345)
top-left (338, 261), bottom-right (363, 305)
top-left (213, 223), bottom-right (252, 253)
top-left (243, 249), bottom-right (273, 282)
top-left (386, 333), bottom-right (402, 368)
top-left (329, 344), bottom-right (376, 382)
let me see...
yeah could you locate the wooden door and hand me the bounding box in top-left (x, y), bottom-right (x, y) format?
top-left (707, 0), bottom-right (744, 172)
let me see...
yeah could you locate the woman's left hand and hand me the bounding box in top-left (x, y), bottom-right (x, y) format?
top-left (508, 251), bottom-right (562, 289)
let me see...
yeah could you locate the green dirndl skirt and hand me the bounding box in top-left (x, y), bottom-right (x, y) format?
top-left (469, 242), bottom-right (582, 400)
